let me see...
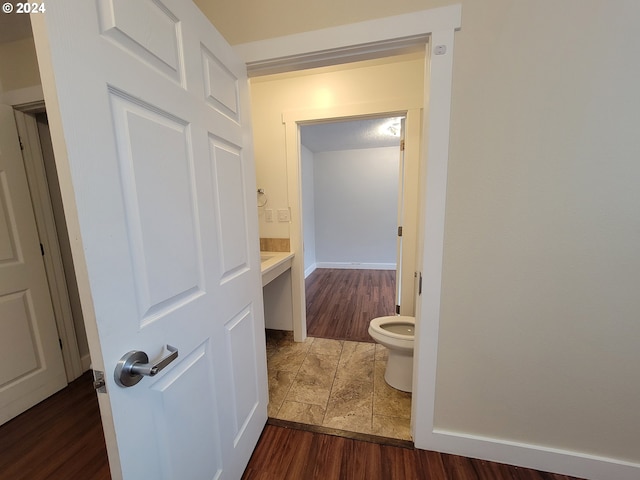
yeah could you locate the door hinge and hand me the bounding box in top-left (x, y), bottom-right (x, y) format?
top-left (397, 226), bottom-right (403, 237)
top-left (59, 338), bottom-right (63, 350)
top-left (418, 272), bottom-right (423, 295)
top-left (40, 243), bottom-right (45, 256)
top-left (93, 370), bottom-right (107, 394)
top-left (18, 136), bottom-right (24, 151)
top-left (395, 305), bottom-right (400, 315)
top-left (400, 139), bottom-right (405, 151)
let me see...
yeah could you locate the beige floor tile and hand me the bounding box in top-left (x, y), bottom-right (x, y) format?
top-left (277, 401), bottom-right (325, 425)
top-left (372, 414), bottom-right (412, 441)
top-left (266, 339), bottom-right (312, 372)
top-left (286, 352), bottom-right (339, 407)
top-left (323, 412), bottom-right (373, 435)
top-left (375, 344), bottom-right (388, 361)
top-left (286, 380), bottom-right (332, 407)
top-left (267, 370), bottom-right (297, 417)
top-left (334, 360), bottom-right (374, 391)
top-left (266, 336), bottom-right (411, 441)
top-left (373, 361), bottom-right (411, 418)
top-left (339, 341), bottom-right (375, 365)
top-left (265, 329), bottom-right (294, 347)
top-left (325, 380), bottom-right (373, 419)
top-left (298, 352), bottom-right (340, 380)
top-left (309, 337), bottom-right (344, 356)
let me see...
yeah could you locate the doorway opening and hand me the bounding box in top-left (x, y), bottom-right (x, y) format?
top-left (265, 108), bottom-right (422, 441)
top-left (300, 115), bottom-right (405, 340)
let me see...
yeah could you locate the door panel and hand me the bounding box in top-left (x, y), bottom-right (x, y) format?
top-left (202, 46), bottom-right (240, 119)
top-left (0, 105), bottom-right (67, 425)
top-left (225, 306), bottom-right (260, 441)
top-left (97, 0), bottom-right (184, 84)
top-left (109, 90), bottom-right (204, 322)
top-left (0, 291), bottom-right (40, 378)
top-left (33, 0), bottom-right (267, 478)
top-left (149, 342), bottom-right (222, 480)
top-left (211, 139), bottom-right (249, 278)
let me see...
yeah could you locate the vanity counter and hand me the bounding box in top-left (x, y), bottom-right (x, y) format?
top-left (260, 251), bottom-right (294, 287)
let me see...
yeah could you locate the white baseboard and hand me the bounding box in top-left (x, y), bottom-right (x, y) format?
top-left (417, 428), bottom-right (640, 480)
top-left (304, 263), bottom-right (317, 278)
top-left (315, 262), bottom-right (396, 270)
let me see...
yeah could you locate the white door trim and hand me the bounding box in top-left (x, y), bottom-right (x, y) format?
top-left (282, 101), bottom-right (423, 343)
top-left (236, 2), bottom-right (461, 448)
top-left (234, 5), bottom-right (461, 76)
top-left (14, 107), bottom-right (84, 381)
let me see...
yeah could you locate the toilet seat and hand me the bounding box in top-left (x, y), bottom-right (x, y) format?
top-left (368, 316), bottom-right (415, 353)
top-left (369, 316), bottom-right (414, 340)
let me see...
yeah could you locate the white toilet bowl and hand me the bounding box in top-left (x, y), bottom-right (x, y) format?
top-left (368, 315), bottom-right (415, 392)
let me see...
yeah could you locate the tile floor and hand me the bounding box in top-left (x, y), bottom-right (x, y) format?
top-left (266, 330), bottom-right (412, 441)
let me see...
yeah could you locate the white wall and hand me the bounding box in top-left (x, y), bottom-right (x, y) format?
top-left (313, 146), bottom-right (398, 268)
top-left (300, 144), bottom-right (316, 274)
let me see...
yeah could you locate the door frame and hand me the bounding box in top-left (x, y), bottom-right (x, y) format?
top-left (234, 5), bottom-right (461, 447)
top-left (2, 92), bottom-right (87, 383)
top-left (13, 105), bottom-right (85, 382)
top-left (284, 106), bottom-right (422, 343)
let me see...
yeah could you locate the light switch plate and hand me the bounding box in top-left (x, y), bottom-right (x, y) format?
top-left (265, 209), bottom-right (273, 222)
top-left (277, 209), bottom-right (290, 222)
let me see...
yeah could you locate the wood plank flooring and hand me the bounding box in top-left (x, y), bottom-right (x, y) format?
top-left (306, 269), bottom-right (396, 342)
top-left (0, 372), bottom-right (110, 480)
top-left (242, 424), bottom-right (584, 480)
top-left (1, 364), bottom-right (586, 480)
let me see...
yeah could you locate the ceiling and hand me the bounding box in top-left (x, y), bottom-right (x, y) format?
top-left (0, 14), bottom-right (32, 44)
top-left (300, 116), bottom-right (403, 153)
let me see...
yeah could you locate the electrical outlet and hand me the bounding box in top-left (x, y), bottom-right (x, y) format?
top-left (265, 209), bottom-right (273, 222)
top-left (277, 209), bottom-right (290, 222)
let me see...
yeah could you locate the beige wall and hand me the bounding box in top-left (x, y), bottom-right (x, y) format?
top-left (203, 0), bottom-right (640, 467)
top-left (437, 1), bottom-right (640, 463)
top-left (0, 37), bottom-right (41, 93)
top-left (249, 53), bottom-right (424, 240)
top-left (194, 0), bottom-right (450, 45)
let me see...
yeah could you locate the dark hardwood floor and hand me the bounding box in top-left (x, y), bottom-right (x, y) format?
top-left (242, 424), bottom-right (583, 480)
top-left (0, 364), bottom-right (585, 480)
top-left (0, 372), bottom-right (110, 480)
top-left (306, 268), bottom-right (396, 342)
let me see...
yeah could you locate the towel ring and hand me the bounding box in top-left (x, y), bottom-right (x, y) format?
top-left (257, 189), bottom-right (268, 207)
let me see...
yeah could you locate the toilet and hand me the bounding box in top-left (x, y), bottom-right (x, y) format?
top-left (368, 315), bottom-right (415, 392)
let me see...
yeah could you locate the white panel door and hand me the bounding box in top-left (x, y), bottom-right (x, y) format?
top-left (0, 105), bottom-right (67, 425)
top-left (32, 0), bottom-right (267, 478)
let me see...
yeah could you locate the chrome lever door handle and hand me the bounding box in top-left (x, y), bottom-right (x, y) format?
top-left (114, 345), bottom-right (178, 387)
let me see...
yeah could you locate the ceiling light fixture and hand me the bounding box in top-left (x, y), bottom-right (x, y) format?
top-left (379, 118), bottom-right (402, 137)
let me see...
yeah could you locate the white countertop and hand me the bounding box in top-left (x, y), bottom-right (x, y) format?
top-left (260, 251), bottom-right (294, 286)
